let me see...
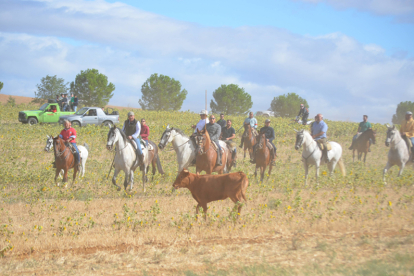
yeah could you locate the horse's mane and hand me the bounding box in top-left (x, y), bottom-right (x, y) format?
top-left (108, 127), bottom-right (127, 143)
top-left (171, 128), bottom-right (189, 139)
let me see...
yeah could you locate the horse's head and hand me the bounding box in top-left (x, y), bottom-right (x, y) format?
top-left (52, 135), bottom-right (65, 151)
top-left (44, 135), bottom-right (53, 152)
top-left (385, 125), bottom-right (397, 147)
top-left (106, 126), bottom-right (119, 150)
top-left (257, 132), bottom-right (266, 150)
top-left (295, 129), bottom-right (305, 150)
top-left (195, 128), bottom-right (209, 154)
top-left (158, 124), bottom-right (173, 150)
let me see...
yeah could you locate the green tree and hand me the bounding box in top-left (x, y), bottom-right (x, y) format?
top-left (0, 81), bottom-right (3, 92)
top-left (7, 96), bottom-right (16, 107)
top-left (270, 93), bottom-right (308, 118)
top-left (33, 75), bottom-right (68, 103)
top-left (210, 84), bottom-right (253, 115)
top-left (139, 73), bottom-right (187, 110)
top-left (70, 69), bottom-right (115, 107)
top-left (392, 101), bottom-right (414, 124)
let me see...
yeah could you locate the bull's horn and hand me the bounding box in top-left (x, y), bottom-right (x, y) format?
top-left (166, 124), bottom-right (170, 129)
top-left (386, 124), bottom-right (390, 128)
top-left (293, 129), bottom-right (298, 132)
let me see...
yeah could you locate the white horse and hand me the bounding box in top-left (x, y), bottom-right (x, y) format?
top-left (44, 135), bottom-right (89, 177)
top-left (294, 129), bottom-right (346, 185)
top-left (383, 125), bottom-right (412, 184)
top-left (158, 125), bottom-right (196, 174)
top-left (106, 127), bottom-right (150, 192)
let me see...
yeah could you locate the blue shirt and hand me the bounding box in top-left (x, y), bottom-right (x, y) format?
top-left (244, 117), bottom-right (258, 129)
top-left (311, 120), bottom-right (328, 140)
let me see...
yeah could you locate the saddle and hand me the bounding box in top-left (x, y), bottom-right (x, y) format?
top-left (403, 136), bottom-right (413, 152)
top-left (224, 140), bottom-right (237, 152)
top-left (316, 140), bottom-right (332, 151)
top-left (211, 141), bottom-right (225, 153)
top-left (129, 140), bottom-right (154, 151)
top-left (266, 141), bottom-right (274, 151)
top-left (66, 143), bottom-right (78, 155)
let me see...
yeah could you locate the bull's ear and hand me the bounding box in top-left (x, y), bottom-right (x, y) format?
top-left (183, 169), bottom-right (189, 173)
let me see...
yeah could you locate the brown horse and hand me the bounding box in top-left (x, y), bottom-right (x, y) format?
top-left (352, 129), bottom-right (376, 163)
top-left (52, 136), bottom-right (79, 187)
top-left (242, 124), bottom-right (256, 159)
top-left (195, 129), bottom-right (229, 174)
top-left (254, 132), bottom-right (274, 182)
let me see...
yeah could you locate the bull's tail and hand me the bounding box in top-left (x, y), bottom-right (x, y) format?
top-left (240, 172), bottom-right (249, 202)
top-left (338, 157), bottom-right (346, 176)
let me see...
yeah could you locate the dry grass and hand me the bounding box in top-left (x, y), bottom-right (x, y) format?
top-left (1, 102), bottom-right (414, 275)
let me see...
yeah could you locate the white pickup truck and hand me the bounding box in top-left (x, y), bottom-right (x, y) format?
top-left (59, 107), bottom-right (120, 127)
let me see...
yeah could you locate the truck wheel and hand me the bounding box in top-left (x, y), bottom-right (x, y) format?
top-left (72, 121), bottom-right (81, 127)
top-left (28, 118), bottom-right (38, 125)
top-left (102, 121), bottom-right (113, 128)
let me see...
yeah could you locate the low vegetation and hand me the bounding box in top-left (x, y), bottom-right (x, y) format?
top-left (1, 102), bottom-right (413, 275)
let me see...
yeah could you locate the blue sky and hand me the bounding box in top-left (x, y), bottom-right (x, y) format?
top-left (0, 0), bottom-right (413, 123)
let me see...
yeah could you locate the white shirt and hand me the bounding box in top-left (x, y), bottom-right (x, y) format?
top-left (194, 118), bottom-right (209, 133)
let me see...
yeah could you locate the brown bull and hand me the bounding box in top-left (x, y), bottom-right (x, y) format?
top-left (172, 169), bottom-right (248, 219)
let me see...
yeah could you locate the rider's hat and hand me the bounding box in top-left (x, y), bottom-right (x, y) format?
top-left (406, 111), bottom-right (413, 115)
top-left (127, 111), bottom-right (134, 116)
top-left (300, 104), bottom-right (304, 106)
top-left (199, 110), bottom-right (208, 115)
top-left (265, 119), bottom-right (271, 123)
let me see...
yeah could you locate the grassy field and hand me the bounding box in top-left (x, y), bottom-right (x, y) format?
top-left (1, 102), bottom-right (414, 275)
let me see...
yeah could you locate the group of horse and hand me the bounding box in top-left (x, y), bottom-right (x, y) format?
top-left (44, 123), bottom-right (412, 190)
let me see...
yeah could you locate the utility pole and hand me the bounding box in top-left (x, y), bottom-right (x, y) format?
top-left (205, 90), bottom-right (207, 111)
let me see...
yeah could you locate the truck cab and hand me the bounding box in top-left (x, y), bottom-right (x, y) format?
top-left (18, 100), bottom-right (75, 125)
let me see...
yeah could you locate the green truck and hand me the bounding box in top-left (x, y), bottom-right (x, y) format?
top-left (18, 101), bottom-right (75, 125)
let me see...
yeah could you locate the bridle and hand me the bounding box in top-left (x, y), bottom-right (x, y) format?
top-left (196, 133), bottom-right (209, 155)
top-left (296, 132), bottom-right (318, 161)
top-left (107, 128), bottom-right (128, 152)
top-left (159, 129), bottom-right (190, 150)
top-left (257, 134), bottom-right (265, 150)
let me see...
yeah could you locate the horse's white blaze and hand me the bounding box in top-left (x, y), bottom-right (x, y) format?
top-left (295, 130), bottom-right (345, 185)
top-left (383, 126), bottom-right (411, 184)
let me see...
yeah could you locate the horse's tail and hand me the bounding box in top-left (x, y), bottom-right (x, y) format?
top-left (83, 142), bottom-right (90, 152)
top-left (156, 154), bottom-right (165, 175)
top-left (338, 157), bottom-right (346, 176)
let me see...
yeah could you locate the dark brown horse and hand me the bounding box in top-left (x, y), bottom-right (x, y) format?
top-left (352, 129), bottom-right (376, 163)
top-left (195, 129), bottom-right (229, 175)
top-left (52, 136), bottom-right (79, 187)
top-left (254, 132), bottom-right (274, 182)
top-left (242, 124), bottom-right (256, 159)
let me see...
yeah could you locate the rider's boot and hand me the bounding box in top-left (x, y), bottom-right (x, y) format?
top-left (271, 149), bottom-right (276, 166)
top-left (250, 149), bottom-right (256, 164)
top-left (239, 139), bottom-right (244, 149)
top-left (324, 149), bottom-right (330, 163)
top-left (216, 150), bottom-right (222, 166)
top-left (348, 140), bottom-right (354, 150)
top-left (52, 161), bottom-right (56, 168)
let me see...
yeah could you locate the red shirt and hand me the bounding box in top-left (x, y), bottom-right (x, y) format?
top-left (52, 109), bottom-right (57, 113)
top-left (140, 125), bottom-right (150, 140)
top-left (59, 127), bottom-right (77, 143)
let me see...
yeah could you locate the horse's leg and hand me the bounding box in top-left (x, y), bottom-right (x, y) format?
top-left (129, 170), bottom-right (134, 191)
top-left (327, 160), bottom-right (335, 177)
top-left (260, 165), bottom-right (265, 182)
top-left (112, 168), bottom-right (122, 191)
top-left (353, 150), bottom-right (355, 162)
top-left (363, 152), bottom-right (367, 163)
top-left (142, 166), bottom-right (146, 192)
top-left (151, 157), bottom-right (157, 181)
top-left (72, 166), bottom-right (78, 186)
top-left (254, 165), bottom-right (258, 179)
top-left (268, 163), bottom-right (273, 181)
top-left (303, 162), bottom-right (309, 186)
top-left (397, 163), bottom-right (405, 177)
top-left (383, 162), bottom-right (392, 184)
top-left (55, 168), bottom-right (60, 186)
top-left (315, 164), bottom-right (320, 185)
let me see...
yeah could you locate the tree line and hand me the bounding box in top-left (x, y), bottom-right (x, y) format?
top-left (1, 73), bottom-right (412, 122)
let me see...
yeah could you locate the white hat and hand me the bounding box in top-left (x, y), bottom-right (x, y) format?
top-left (406, 111), bottom-right (413, 115)
top-left (199, 110), bottom-right (208, 115)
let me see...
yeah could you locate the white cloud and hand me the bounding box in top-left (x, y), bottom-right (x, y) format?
top-left (0, 0), bottom-right (413, 123)
top-left (295, 0), bottom-right (414, 22)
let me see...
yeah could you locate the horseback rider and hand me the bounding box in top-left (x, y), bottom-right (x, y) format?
top-left (400, 111), bottom-right (414, 161)
top-left (297, 104), bottom-right (309, 125)
top-left (239, 111), bottom-right (258, 149)
top-left (59, 119), bottom-right (81, 170)
top-left (311, 114), bottom-right (329, 162)
top-left (206, 115), bottom-right (223, 166)
top-left (349, 115), bottom-right (372, 151)
top-left (220, 119), bottom-right (237, 166)
top-left (122, 111), bottom-right (144, 166)
top-left (140, 118), bottom-right (150, 147)
top-left (190, 110), bottom-right (210, 164)
top-left (217, 113), bottom-right (226, 128)
top-left (250, 119), bottom-right (276, 166)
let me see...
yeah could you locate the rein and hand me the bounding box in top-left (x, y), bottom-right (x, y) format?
top-left (298, 134), bottom-right (318, 161)
top-left (161, 132), bottom-right (190, 152)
